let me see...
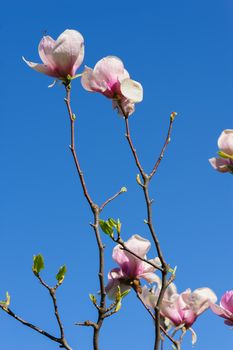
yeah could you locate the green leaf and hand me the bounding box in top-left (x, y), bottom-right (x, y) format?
top-left (116, 219), bottom-right (122, 234)
top-left (108, 218), bottom-right (117, 228)
top-left (121, 289), bottom-right (130, 299)
top-left (56, 265), bottom-right (67, 285)
top-left (0, 292), bottom-right (10, 308)
top-left (89, 294), bottom-right (97, 304)
top-left (32, 254), bottom-right (44, 275)
top-left (115, 300), bottom-right (122, 312)
top-left (99, 220), bottom-right (114, 237)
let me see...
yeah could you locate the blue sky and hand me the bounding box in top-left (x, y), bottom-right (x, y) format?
top-left (0, 0), bottom-right (232, 349)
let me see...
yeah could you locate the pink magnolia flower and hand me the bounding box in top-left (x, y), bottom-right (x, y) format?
top-left (23, 29), bottom-right (84, 82)
top-left (142, 283), bottom-right (217, 328)
top-left (106, 235), bottom-right (160, 299)
top-left (161, 286), bottom-right (217, 328)
top-left (209, 129), bottom-right (233, 173)
top-left (81, 56), bottom-right (143, 117)
top-left (210, 290), bottom-right (233, 326)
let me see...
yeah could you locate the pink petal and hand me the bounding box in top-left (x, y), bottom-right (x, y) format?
top-left (210, 303), bottom-right (232, 319)
top-left (112, 98), bottom-right (135, 117)
top-left (93, 56), bottom-right (126, 87)
top-left (38, 35), bottom-right (56, 68)
top-left (220, 291), bottom-right (233, 313)
top-left (209, 157), bottom-right (232, 173)
top-left (218, 130), bottom-right (233, 155)
top-left (81, 66), bottom-right (107, 93)
top-left (140, 285), bottom-right (159, 308)
top-left (105, 268), bottom-right (130, 299)
top-left (52, 29), bottom-right (84, 77)
top-left (125, 235), bottom-right (151, 258)
top-left (22, 57), bottom-right (55, 77)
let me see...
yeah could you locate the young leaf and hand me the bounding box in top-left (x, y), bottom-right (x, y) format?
top-left (116, 219), bottom-right (122, 234)
top-left (56, 265), bottom-right (67, 285)
top-left (0, 292), bottom-right (10, 308)
top-left (121, 289), bottom-right (130, 299)
top-left (99, 220), bottom-right (114, 237)
top-left (115, 300), bottom-right (122, 312)
top-left (89, 294), bottom-right (97, 304)
top-left (108, 218), bottom-right (117, 228)
top-left (32, 254), bottom-right (44, 275)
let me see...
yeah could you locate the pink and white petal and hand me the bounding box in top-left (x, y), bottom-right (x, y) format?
top-left (220, 291), bottom-right (233, 313)
top-left (72, 42), bottom-right (85, 75)
top-left (105, 268), bottom-right (129, 299)
top-left (38, 35), bottom-right (56, 67)
top-left (164, 282), bottom-right (178, 300)
top-left (125, 235), bottom-right (151, 259)
top-left (187, 288), bottom-right (217, 315)
top-left (120, 78), bottom-right (143, 103)
top-left (118, 68), bottom-right (130, 82)
top-left (113, 98), bottom-right (135, 117)
top-left (209, 157), bottom-right (231, 172)
top-left (210, 303), bottom-right (230, 318)
top-left (93, 56), bottom-right (125, 85)
top-left (141, 257), bottom-right (161, 273)
top-left (161, 302), bottom-right (183, 325)
top-left (182, 309), bottom-right (197, 327)
top-left (218, 130), bottom-right (233, 155)
top-left (81, 66), bottom-right (107, 92)
top-left (140, 285), bottom-right (159, 308)
top-left (189, 327), bottom-right (198, 345)
top-left (52, 29), bottom-right (84, 76)
top-left (112, 244), bottom-right (130, 269)
top-left (22, 57), bottom-right (55, 77)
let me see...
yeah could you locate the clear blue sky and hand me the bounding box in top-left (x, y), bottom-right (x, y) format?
top-left (0, 0), bottom-right (232, 349)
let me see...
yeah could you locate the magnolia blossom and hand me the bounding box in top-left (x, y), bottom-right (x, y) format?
top-left (209, 129), bottom-right (233, 173)
top-left (141, 283), bottom-right (217, 328)
top-left (81, 56), bottom-right (143, 116)
top-left (210, 290), bottom-right (233, 326)
top-left (106, 235), bottom-right (160, 299)
top-left (23, 29), bottom-right (84, 82)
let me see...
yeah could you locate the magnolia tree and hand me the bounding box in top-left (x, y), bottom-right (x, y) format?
top-left (0, 29), bottom-right (232, 350)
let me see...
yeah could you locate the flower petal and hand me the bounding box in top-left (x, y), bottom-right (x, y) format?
top-left (105, 268), bottom-right (130, 299)
top-left (22, 57), bottom-right (54, 76)
top-left (112, 98), bottom-right (135, 117)
top-left (81, 66), bottom-right (107, 92)
top-left (120, 78), bottom-right (143, 103)
top-left (220, 291), bottom-right (233, 313)
top-left (52, 29), bottom-right (84, 76)
top-left (93, 56), bottom-right (126, 85)
top-left (218, 130), bottom-right (233, 155)
top-left (38, 35), bottom-right (56, 67)
top-left (209, 157), bottom-right (232, 173)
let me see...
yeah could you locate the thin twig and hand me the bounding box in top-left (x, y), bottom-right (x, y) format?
top-left (0, 305), bottom-right (72, 350)
top-left (124, 117), bottom-right (145, 178)
top-left (123, 115), bottom-right (174, 350)
top-left (36, 274), bottom-right (71, 349)
top-left (149, 116), bottom-right (175, 179)
top-left (100, 189), bottom-right (125, 212)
